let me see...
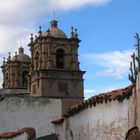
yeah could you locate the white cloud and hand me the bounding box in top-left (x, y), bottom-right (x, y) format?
top-left (83, 50), bottom-right (133, 78)
top-left (85, 87), bottom-right (118, 94)
top-left (84, 88), bottom-right (97, 99)
top-left (0, 0), bottom-right (112, 54)
top-left (84, 89), bottom-right (96, 94)
top-left (0, 0), bottom-right (112, 87)
top-left (53, 0), bottom-right (111, 11)
top-left (84, 87), bottom-right (118, 99)
top-left (0, 26), bottom-right (33, 55)
top-left (96, 87), bottom-right (118, 93)
top-left (0, 0), bottom-right (111, 26)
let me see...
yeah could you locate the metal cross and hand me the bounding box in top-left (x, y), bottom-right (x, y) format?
top-left (53, 10), bottom-right (56, 19)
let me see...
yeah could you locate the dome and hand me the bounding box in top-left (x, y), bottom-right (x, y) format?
top-left (42, 20), bottom-right (67, 39)
top-left (12, 47), bottom-right (31, 63)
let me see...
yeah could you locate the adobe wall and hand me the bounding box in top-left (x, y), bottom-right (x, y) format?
top-left (0, 96), bottom-right (62, 137)
top-left (136, 73), bottom-right (140, 128)
top-left (0, 133), bottom-right (28, 140)
top-left (55, 96), bottom-right (135, 140)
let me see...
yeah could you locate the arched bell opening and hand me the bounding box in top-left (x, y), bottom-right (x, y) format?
top-left (56, 49), bottom-right (65, 69)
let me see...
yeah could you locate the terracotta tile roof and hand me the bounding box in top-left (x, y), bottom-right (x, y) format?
top-left (64, 85), bottom-right (133, 118)
top-left (52, 85), bottom-right (133, 125)
top-left (0, 127), bottom-right (36, 139)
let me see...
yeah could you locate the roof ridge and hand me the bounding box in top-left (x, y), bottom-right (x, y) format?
top-left (0, 127), bottom-right (36, 139)
top-left (52, 85), bottom-right (133, 125)
top-left (64, 85), bottom-right (133, 119)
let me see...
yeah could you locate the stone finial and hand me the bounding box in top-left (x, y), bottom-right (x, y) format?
top-left (3, 57), bottom-right (5, 65)
top-left (38, 26), bottom-right (42, 37)
top-left (30, 33), bottom-right (34, 42)
top-left (70, 27), bottom-right (78, 39)
top-left (15, 52), bottom-right (18, 60)
top-left (71, 27), bottom-right (75, 38)
top-left (71, 27), bottom-right (74, 32)
top-left (75, 28), bottom-right (78, 38)
top-left (8, 52), bottom-right (11, 61)
top-left (51, 20), bottom-right (58, 28)
top-left (19, 47), bottom-right (24, 54)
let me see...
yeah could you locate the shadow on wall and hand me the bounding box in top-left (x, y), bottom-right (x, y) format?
top-left (126, 126), bottom-right (140, 140)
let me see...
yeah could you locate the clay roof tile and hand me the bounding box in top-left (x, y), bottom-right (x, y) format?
top-left (66, 85), bottom-right (133, 118)
top-left (0, 127), bottom-right (36, 139)
top-left (51, 118), bottom-right (64, 124)
top-left (52, 85), bottom-right (133, 125)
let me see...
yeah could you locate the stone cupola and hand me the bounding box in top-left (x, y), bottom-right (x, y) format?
top-left (1, 47), bottom-right (31, 89)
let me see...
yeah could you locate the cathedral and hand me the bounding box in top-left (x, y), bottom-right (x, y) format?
top-left (1, 20), bottom-right (85, 114)
top-left (0, 20), bottom-right (140, 140)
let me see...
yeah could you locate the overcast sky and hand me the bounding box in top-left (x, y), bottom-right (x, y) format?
top-left (0, 0), bottom-right (139, 98)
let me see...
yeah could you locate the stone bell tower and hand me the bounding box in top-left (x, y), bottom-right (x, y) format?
top-left (28, 20), bottom-right (85, 112)
top-left (1, 47), bottom-right (31, 89)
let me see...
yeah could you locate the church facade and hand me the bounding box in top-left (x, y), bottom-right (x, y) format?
top-left (1, 20), bottom-right (85, 114)
top-left (0, 20), bottom-right (85, 139)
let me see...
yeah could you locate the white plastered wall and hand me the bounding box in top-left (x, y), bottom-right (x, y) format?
top-left (55, 97), bottom-right (135, 140)
top-left (0, 96), bottom-right (62, 137)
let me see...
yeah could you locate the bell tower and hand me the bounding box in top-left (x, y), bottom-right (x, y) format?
top-left (1, 47), bottom-right (31, 89)
top-left (28, 20), bottom-right (85, 112)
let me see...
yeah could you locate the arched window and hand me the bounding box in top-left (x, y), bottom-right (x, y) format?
top-left (56, 49), bottom-right (65, 69)
top-left (22, 71), bottom-right (29, 88)
top-left (35, 52), bottom-right (39, 69)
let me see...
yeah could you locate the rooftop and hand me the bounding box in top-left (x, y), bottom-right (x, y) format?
top-left (52, 85), bottom-right (133, 124)
top-left (0, 127), bottom-right (36, 139)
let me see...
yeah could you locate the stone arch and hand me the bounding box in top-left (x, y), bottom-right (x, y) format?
top-left (126, 126), bottom-right (140, 140)
top-left (54, 46), bottom-right (68, 54)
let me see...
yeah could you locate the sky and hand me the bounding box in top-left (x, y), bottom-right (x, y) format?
top-left (0, 0), bottom-right (140, 98)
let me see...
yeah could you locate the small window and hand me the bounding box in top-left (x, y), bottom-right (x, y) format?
top-left (56, 49), bottom-right (65, 69)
